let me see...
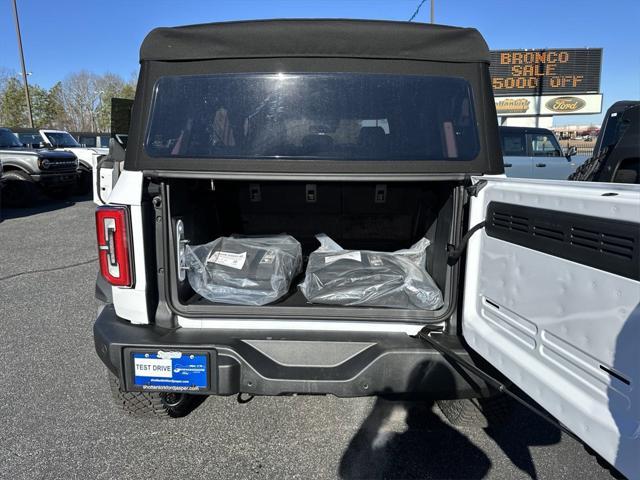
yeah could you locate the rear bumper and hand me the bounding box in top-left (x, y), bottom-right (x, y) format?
top-left (94, 304), bottom-right (491, 398)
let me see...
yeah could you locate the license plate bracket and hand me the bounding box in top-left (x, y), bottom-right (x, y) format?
top-left (125, 349), bottom-right (213, 393)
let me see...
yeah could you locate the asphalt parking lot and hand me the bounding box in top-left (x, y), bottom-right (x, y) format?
top-left (0, 196), bottom-right (618, 479)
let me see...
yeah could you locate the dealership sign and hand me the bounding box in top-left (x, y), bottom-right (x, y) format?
top-left (495, 94), bottom-right (603, 116)
top-left (490, 48), bottom-right (602, 96)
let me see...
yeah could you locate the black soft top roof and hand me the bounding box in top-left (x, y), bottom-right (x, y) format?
top-left (140, 19), bottom-right (489, 64)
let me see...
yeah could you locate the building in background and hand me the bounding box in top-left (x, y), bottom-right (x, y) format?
top-left (490, 48), bottom-right (603, 128)
top-left (552, 124), bottom-right (601, 140)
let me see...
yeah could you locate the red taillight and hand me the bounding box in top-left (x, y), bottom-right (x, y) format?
top-left (96, 205), bottom-right (133, 287)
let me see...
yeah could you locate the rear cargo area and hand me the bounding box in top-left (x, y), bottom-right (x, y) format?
top-left (164, 179), bottom-right (464, 322)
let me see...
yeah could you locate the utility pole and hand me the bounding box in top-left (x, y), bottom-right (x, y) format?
top-left (11, 0), bottom-right (34, 128)
top-left (409, 0), bottom-right (435, 23)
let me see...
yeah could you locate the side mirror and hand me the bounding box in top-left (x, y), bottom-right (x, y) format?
top-left (565, 145), bottom-right (577, 159)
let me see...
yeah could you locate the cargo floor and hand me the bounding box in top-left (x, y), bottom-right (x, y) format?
top-left (165, 178), bottom-right (463, 322)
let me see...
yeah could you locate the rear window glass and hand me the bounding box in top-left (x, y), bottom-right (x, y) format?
top-left (145, 73), bottom-right (479, 161)
top-left (79, 136), bottom-right (97, 148)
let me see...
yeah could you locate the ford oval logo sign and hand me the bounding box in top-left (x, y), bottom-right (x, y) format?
top-left (545, 96), bottom-right (587, 112)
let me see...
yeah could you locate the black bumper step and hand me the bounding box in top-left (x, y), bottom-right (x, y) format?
top-left (94, 304), bottom-right (491, 398)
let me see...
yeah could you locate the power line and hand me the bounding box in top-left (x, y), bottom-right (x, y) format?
top-left (408, 0), bottom-right (428, 22)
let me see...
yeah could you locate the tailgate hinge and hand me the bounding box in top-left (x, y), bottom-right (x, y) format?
top-left (466, 180), bottom-right (487, 197)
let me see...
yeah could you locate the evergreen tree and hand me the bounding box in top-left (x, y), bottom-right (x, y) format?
top-left (0, 70), bottom-right (137, 131)
top-left (0, 77), bottom-right (28, 127)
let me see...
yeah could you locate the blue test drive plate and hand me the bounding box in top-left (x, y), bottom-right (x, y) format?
top-left (132, 351), bottom-right (208, 391)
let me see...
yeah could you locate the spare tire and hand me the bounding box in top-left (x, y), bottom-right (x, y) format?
top-left (107, 372), bottom-right (205, 418)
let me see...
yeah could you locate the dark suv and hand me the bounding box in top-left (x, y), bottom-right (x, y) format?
top-left (569, 101), bottom-right (639, 183)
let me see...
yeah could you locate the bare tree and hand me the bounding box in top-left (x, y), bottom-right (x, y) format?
top-left (61, 71), bottom-right (101, 131)
top-left (0, 69), bottom-right (136, 131)
top-left (58, 71), bottom-right (136, 132)
top-left (95, 73), bottom-right (129, 132)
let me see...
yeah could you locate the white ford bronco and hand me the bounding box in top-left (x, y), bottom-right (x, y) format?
top-left (39, 129), bottom-right (106, 196)
top-left (93, 20), bottom-right (639, 478)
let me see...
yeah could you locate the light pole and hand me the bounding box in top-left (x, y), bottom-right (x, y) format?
top-left (431, 0), bottom-right (435, 23)
top-left (11, 0), bottom-right (33, 128)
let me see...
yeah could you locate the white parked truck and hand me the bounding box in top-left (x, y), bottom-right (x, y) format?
top-left (39, 129), bottom-right (106, 198)
top-left (93, 20), bottom-right (639, 479)
top-left (16, 128), bottom-right (106, 199)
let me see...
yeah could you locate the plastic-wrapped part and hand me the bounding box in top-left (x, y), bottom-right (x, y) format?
top-left (299, 234), bottom-right (444, 310)
top-left (185, 234), bottom-right (302, 305)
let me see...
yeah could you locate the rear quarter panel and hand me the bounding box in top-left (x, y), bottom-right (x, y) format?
top-left (106, 170), bottom-right (150, 324)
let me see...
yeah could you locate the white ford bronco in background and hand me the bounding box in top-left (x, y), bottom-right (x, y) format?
top-left (39, 129), bottom-right (105, 196)
top-left (15, 128), bottom-right (104, 195)
top-left (38, 130), bottom-right (104, 194)
top-left (93, 19), bottom-right (639, 478)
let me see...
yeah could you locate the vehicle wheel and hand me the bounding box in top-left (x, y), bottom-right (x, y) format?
top-left (437, 394), bottom-right (513, 428)
top-left (107, 373), bottom-right (205, 418)
top-left (75, 169), bottom-right (92, 195)
top-left (2, 170), bottom-right (37, 207)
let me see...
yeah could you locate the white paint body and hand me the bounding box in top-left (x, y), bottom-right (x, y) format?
top-left (39, 129), bottom-right (110, 204)
top-left (464, 177), bottom-right (640, 479)
top-left (107, 170), bottom-right (640, 478)
top-left (94, 162), bottom-right (115, 205)
top-left (39, 130), bottom-right (103, 170)
top-left (106, 170), bottom-right (149, 324)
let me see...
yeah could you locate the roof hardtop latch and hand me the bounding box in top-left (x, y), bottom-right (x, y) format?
top-left (466, 180), bottom-right (488, 197)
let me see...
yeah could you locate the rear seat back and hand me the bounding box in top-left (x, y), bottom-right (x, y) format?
top-left (233, 182), bottom-right (428, 252)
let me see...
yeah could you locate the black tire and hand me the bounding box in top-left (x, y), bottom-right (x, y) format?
top-left (2, 170), bottom-right (37, 207)
top-left (437, 394), bottom-right (513, 428)
top-left (108, 373), bottom-right (204, 418)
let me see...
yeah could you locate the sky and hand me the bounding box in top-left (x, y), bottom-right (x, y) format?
top-left (1, 0), bottom-right (639, 126)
